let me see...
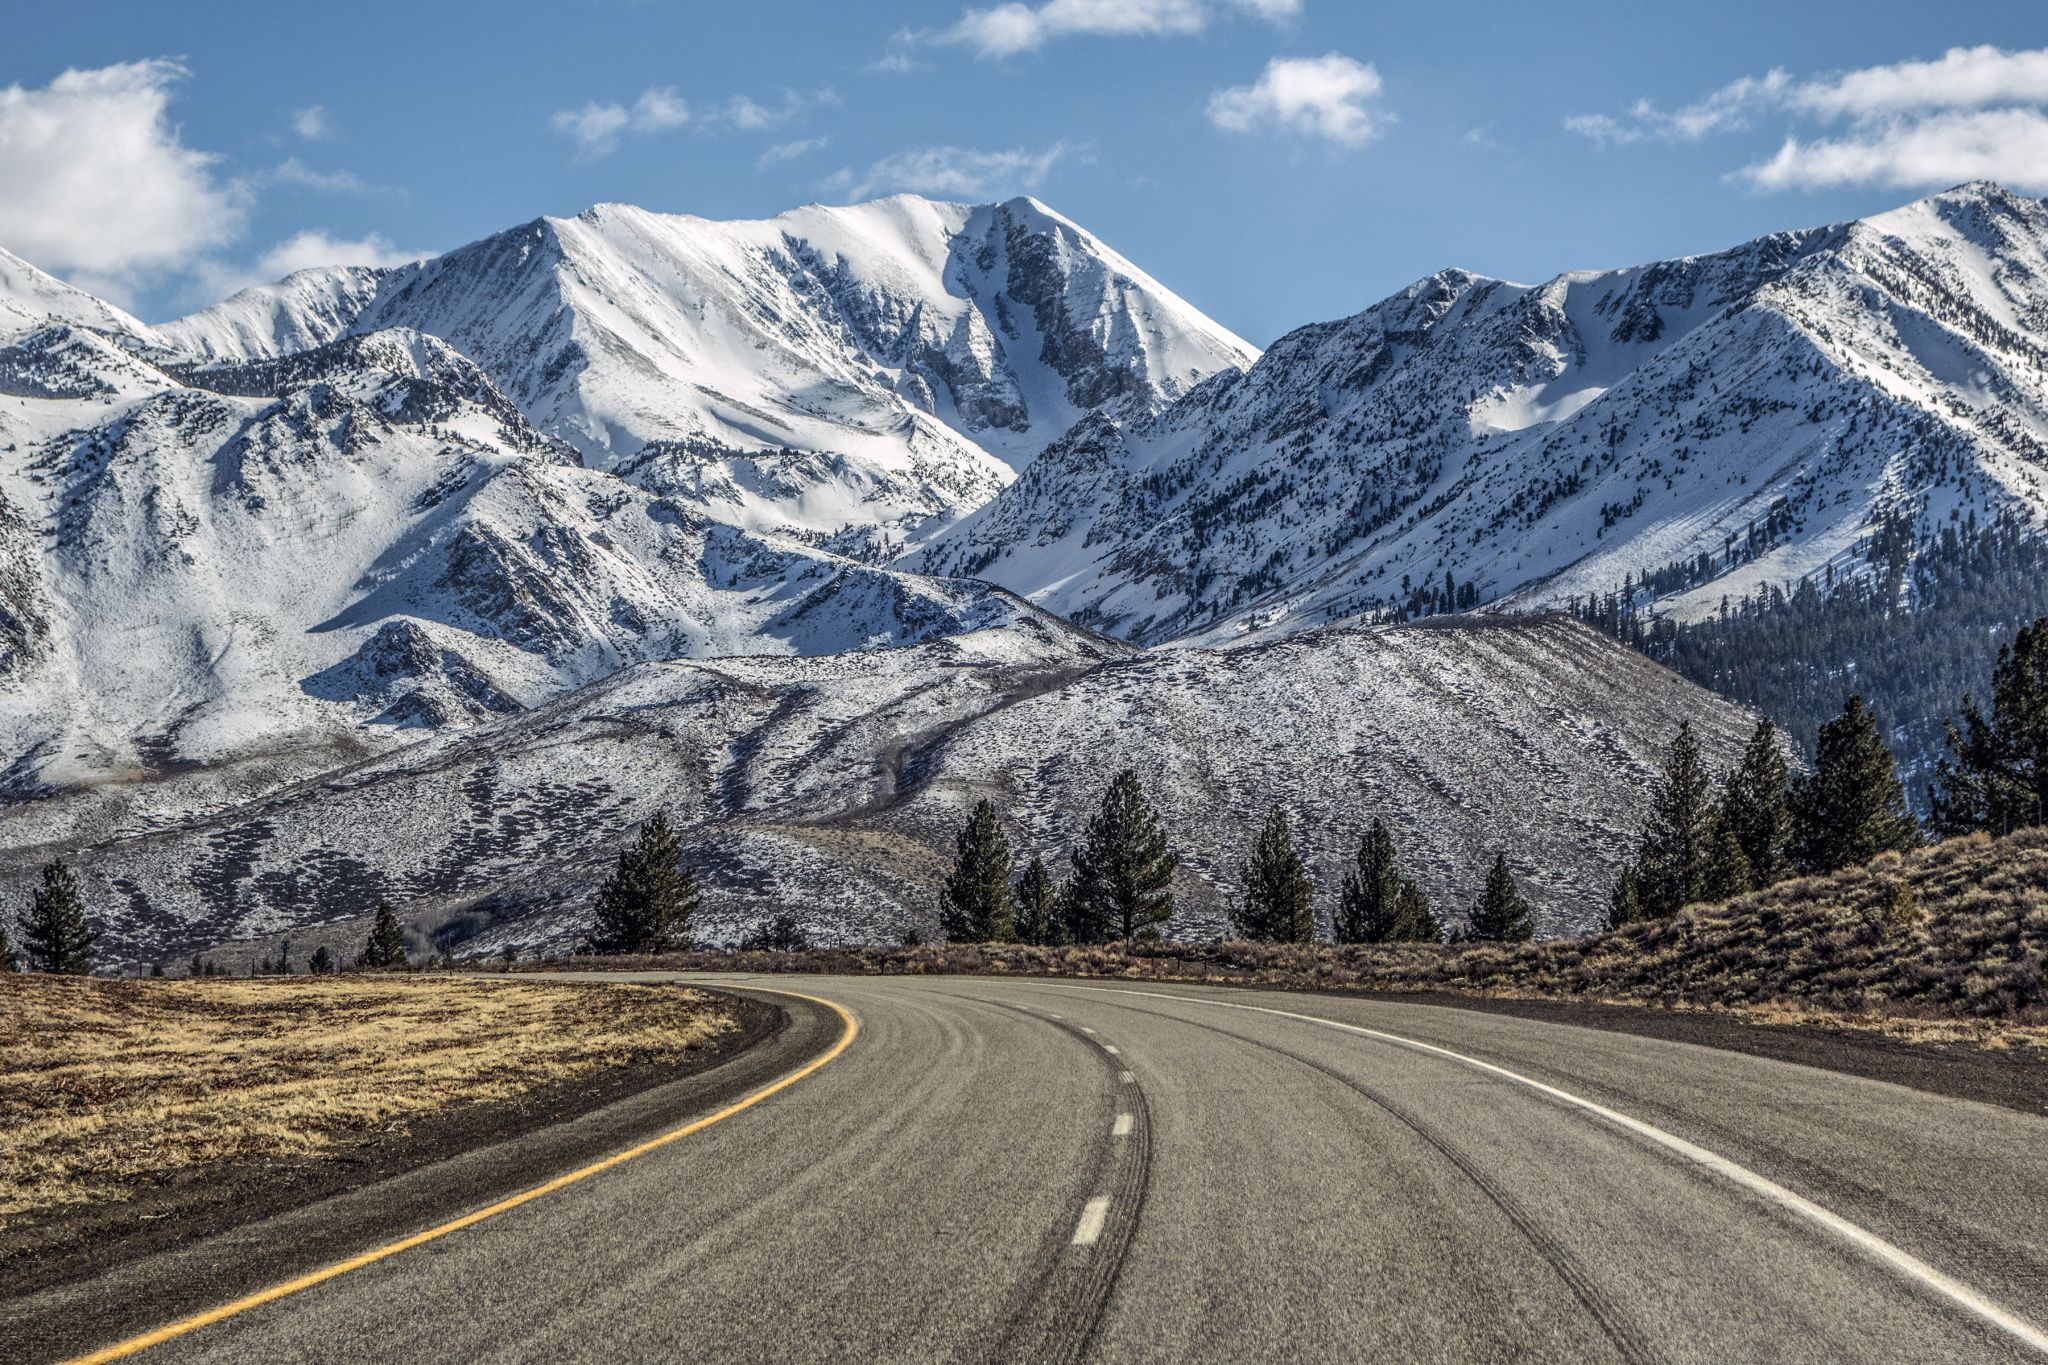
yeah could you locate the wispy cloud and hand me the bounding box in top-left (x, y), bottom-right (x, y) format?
top-left (1567, 46), bottom-right (2048, 192)
top-left (551, 86), bottom-right (835, 160)
top-left (917, 0), bottom-right (1296, 59)
top-left (757, 137), bottom-right (831, 172)
top-left (290, 105), bottom-right (332, 141)
top-left (264, 157), bottom-right (375, 195)
top-left (823, 143), bottom-right (1069, 201)
top-left (1208, 54), bottom-right (1388, 147)
top-left (190, 230), bottom-right (427, 305)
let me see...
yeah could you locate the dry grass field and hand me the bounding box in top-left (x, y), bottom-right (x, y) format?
top-left (595, 829), bottom-right (2048, 1048)
top-left (0, 976), bottom-right (736, 1225)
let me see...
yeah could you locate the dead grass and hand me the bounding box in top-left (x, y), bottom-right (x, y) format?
top-left (0, 975), bottom-right (735, 1225)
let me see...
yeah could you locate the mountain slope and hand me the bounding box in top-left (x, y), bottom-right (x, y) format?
top-left (158, 195), bottom-right (1258, 550)
top-left (157, 265), bottom-right (388, 361)
top-left (912, 182), bottom-right (2048, 643)
top-left (0, 617), bottom-right (1760, 967)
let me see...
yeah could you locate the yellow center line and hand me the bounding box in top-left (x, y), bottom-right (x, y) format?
top-left (64, 987), bottom-right (859, 1365)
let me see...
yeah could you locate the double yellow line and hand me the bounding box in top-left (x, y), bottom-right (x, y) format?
top-left (65, 988), bottom-right (858, 1364)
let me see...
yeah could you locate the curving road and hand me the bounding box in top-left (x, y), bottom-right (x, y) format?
top-left (21, 975), bottom-right (2048, 1363)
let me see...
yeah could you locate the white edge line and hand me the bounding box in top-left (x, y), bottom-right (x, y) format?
top-left (1118, 1070), bottom-right (1135, 1083)
top-left (1050, 984), bottom-right (2048, 1357)
top-left (1072, 1195), bottom-right (1112, 1246)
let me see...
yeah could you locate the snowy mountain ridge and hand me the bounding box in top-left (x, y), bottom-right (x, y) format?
top-left (911, 182), bottom-right (2048, 643)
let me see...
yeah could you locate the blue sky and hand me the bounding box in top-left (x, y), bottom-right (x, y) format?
top-left (4, 0), bottom-right (2046, 343)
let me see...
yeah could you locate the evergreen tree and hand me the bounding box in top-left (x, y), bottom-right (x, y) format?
top-left (1792, 696), bottom-right (1922, 874)
top-left (308, 945), bottom-right (335, 975)
top-left (149, 961), bottom-right (165, 978)
top-left (1606, 865), bottom-right (1646, 931)
top-left (1466, 852), bottom-right (1534, 942)
top-left (1932, 617), bottom-right (2048, 837)
top-left (738, 913), bottom-right (810, 952)
top-left (1637, 721), bottom-right (1716, 917)
top-left (1335, 819), bottom-right (1400, 943)
top-left (1335, 818), bottom-right (1437, 942)
top-left (1718, 718), bottom-right (1793, 886)
top-left (0, 925), bottom-right (19, 972)
top-left (21, 860), bottom-right (96, 975)
top-left (1067, 769), bottom-right (1177, 943)
top-left (1013, 857), bottom-right (1060, 947)
top-left (356, 901), bottom-right (409, 969)
top-left (1232, 806), bottom-right (1315, 942)
top-left (938, 799), bottom-right (1016, 943)
top-left (1701, 814), bottom-right (1754, 902)
top-left (587, 812), bottom-right (699, 954)
top-left (1393, 882), bottom-right (1441, 943)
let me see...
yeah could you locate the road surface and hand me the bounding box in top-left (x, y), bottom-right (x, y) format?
top-left (20, 974), bottom-right (2048, 1362)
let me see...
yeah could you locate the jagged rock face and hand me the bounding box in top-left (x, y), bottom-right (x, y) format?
top-left (912, 183), bottom-right (2048, 643)
top-left (0, 617), bottom-right (1759, 968)
top-left (154, 195), bottom-right (1257, 549)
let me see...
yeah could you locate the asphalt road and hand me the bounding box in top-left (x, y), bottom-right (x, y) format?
top-left (24, 975), bottom-right (2048, 1363)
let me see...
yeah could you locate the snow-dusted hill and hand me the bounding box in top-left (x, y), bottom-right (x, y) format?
top-left (0, 616), bottom-right (1757, 968)
top-left (912, 183), bottom-right (2048, 642)
top-left (0, 321), bottom-right (1056, 801)
top-left (159, 195), bottom-right (1258, 550)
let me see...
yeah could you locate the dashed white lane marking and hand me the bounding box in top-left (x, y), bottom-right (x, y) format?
top-left (1111, 1113), bottom-right (1134, 1138)
top-left (1072, 1196), bottom-right (1112, 1247)
top-left (1103, 1044), bottom-right (1120, 1055)
top-left (1079, 1026), bottom-right (1096, 1035)
top-left (1118, 1070), bottom-right (1135, 1083)
top-left (1058, 984), bottom-right (2048, 1359)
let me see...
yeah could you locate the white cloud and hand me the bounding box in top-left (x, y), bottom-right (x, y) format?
top-left (195, 230), bottom-right (427, 302)
top-left (1207, 54), bottom-right (1387, 147)
top-left (757, 137), bottom-right (830, 172)
top-left (266, 158), bottom-right (372, 194)
top-left (824, 143), bottom-right (1069, 201)
top-left (0, 60), bottom-right (244, 283)
top-left (1568, 46), bottom-right (2048, 193)
top-left (550, 86), bottom-right (831, 159)
top-left (1792, 45), bottom-right (2048, 119)
top-left (291, 105), bottom-right (332, 140)
top-left (1742, 108), bottom-right (2048, 192)
top-left (933, 0), bottom-right (1292, 57)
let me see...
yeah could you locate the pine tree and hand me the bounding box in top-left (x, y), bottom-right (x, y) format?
top-left (1466, 852), bottom-right (1534, 942)
top-left (587, 812), bottom-right (699, 954)
top-left (1719, 718), bottom-right (1793, 885)
top-left (1393, 882), bottom-right (1440, 943)
top-left (1701, 814), bottom-right (1754, 902)
top-left (1792, 696), bottom-right (1921, 875)
top-left (1335, 819), bottom-right (1399, 943)
top-left (356, 901), bottom-right (409, 969)
top-left (738, 913), bottom-right (810, 952)
top-left (1606, 865), bottom-right (1646, 931)
top-left (1232, 806), bottom-right (1315, 942)
top-left (21, 860), bottom-right (96, 975)
top-left (1335, 818), bottom-right (1437, 942)
top-left (0, 925), bottom-right (19, 972)
top-left (308, 945), bottom-right (335, 975)
top-left (1932, 617), bottom-right (2048, 837)
top-left (1067, 769), bottom-right (1177, 943)
top-left (1637, 721), bottom-right (1716, 917)
top-left (938, 799), bottom-right (1016, 943)
top-left (1013, 857), bottom-right (1060, 946)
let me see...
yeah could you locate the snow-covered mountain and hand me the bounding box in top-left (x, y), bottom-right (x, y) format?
top-left (912, 182), bottom-right (2048, 642)
top-left (0, 616), bottom-right (1757, 967)
top-left (0, 319), bottom-right (1055, 801)
top-left (159, 195), bottom-right (1258, 550)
